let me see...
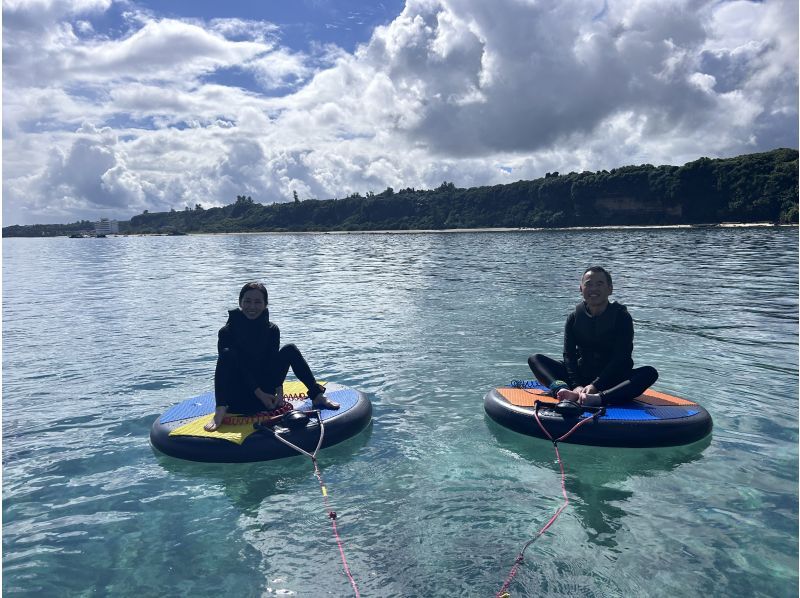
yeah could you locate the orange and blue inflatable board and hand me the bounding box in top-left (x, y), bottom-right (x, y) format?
top-left (484, 381), bottom-right (712, 447)
top-left (150, 381), bottom-right (372, 462)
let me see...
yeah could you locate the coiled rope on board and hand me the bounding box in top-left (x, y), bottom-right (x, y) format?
top-left (222, 402), bottom-right (293, 425)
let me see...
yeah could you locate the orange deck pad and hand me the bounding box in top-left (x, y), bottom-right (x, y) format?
top-left (497, 386), bottom-right (696, 407)
top-left (637, 388), bottom-right (697, 406)
top-left (497, 387), bottom-right (559, 407)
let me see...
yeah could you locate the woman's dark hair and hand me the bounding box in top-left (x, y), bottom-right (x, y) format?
top-left (238, 282), bottom-right (268, 305)
top-left (582, 266), bottom-right (612, 288)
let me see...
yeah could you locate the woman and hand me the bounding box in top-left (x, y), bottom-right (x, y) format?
top-left (204, 282), bottom-right (339, 431)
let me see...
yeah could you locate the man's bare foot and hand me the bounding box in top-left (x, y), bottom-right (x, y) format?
top-left (312, 394), bottom-right (340, 410)
top-left (556, 388), bottom-right (581, 402)
top-left (204, 419), bottom-right (220, 432)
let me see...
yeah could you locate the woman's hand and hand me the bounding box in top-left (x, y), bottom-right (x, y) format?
top-left (255, 388), bottom-right (283, 411)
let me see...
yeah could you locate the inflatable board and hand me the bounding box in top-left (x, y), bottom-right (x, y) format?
top-left (484, 381), bottom-right (711, 447)
top-left (151, 381), bottom-right (372, 462)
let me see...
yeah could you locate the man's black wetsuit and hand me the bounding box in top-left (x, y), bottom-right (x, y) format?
top-left (214, 308), bottom-right (324, 414)
top-left (528, 301), bottom-right (657, 404)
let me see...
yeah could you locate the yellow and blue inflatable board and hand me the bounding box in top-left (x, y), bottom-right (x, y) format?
top-left (151, 381), bottom-right (372, 462)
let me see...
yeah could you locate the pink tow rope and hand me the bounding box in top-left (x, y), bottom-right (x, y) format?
top-left (265, 413), bottom-right (361, 596)
top-left (495, 402), bottom-right (603, 598)
top-left (311, 457), bottom-right (360, 597)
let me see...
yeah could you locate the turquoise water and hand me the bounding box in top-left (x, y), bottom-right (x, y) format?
top-left (3, 227), bottom-right (798, 597)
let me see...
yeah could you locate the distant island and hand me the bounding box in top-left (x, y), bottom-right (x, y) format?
top-left (4, 148), bottom-right (797, 238)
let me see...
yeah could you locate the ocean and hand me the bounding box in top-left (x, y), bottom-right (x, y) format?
top-left (3, 226), bottom-right (798, 597)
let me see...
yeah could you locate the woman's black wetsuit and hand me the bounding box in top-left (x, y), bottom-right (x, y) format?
top-left (528, 301), bottom-right (657, 405)
top-left (214, 308), bottom-right (324, 414)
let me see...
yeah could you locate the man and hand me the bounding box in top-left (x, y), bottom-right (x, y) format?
top-left (528, 266), bottom-right (658, 406)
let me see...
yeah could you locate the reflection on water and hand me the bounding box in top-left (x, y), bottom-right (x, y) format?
top-left (488, 418), bottom-right (713, 548)
top-left (3, 227), bottom-right (798, 597)
top-left (151, 420), bottom-right (374, 515)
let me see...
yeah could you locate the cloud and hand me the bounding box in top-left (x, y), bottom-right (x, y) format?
top-left (209, 17), bottom-right (279, 43)
top-left (345, 0), bottom-right (753, 155)
top-left (6, 19), bottom-right (271, 87)
top-left (249, 48), bottom-right (314, 89)
top-left (2, 0), bottom-right (797, 225)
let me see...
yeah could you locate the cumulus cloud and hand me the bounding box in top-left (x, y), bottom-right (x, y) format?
top-left (2, 0), bottom-right (797, 225)
top-left (6, 18), bottom-right (270, 87)
top-left (249, 48), bottom-right (314, 89)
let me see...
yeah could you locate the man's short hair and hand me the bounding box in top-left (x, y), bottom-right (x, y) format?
top-left (582, 266), bottom-right (612, 288)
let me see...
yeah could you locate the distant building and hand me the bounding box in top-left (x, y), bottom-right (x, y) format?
top-left (94, 218), bottom-right (119, 235)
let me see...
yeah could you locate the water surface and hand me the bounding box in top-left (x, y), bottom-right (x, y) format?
top-left (3, 227), bottom-right (798, 597)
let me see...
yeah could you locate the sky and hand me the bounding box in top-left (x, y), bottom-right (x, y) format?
top-left (2, 0), bottom-right (798, 226)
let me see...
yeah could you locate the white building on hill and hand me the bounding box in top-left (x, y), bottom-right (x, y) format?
top-left (94, 218), bottom-right (119, 235)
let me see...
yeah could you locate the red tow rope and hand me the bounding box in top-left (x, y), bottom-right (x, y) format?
top-left (311, 456), bottom-right (360, 597)
top-left (495, 402), bottom-right (602, 598)
top-left (264, 413), bottom-right (361, 596)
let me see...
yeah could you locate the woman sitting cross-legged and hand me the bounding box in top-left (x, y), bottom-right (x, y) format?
top-left (204, 282), bottom-right (339, 432)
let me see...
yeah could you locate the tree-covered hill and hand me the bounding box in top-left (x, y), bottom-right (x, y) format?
top-left (4, 148), bottom-right (797, 237)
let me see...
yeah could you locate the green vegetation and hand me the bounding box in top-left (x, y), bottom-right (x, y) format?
top-left (2, 220), bottom-right (99, 238)
top-left (4, 149), bottom-right (797, 238)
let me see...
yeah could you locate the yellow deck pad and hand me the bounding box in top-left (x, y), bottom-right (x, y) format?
top-left (497, 386), bottom-right (696, 407)
top-left (170, 414), bottom-right (257, 444)
top-left (168, 380), bottom-right (326, 444)
top-left (274, 380), bottom-right (322, 399)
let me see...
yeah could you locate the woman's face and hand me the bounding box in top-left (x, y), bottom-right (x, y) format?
top-left (240, 289), bottom-right (267, 320)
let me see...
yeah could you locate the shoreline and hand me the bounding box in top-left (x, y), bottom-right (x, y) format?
top-left (321, 222), bottom-right (791, 235)
top-left (188, 222), bottom-right (793, 236)
top-left (4, 222), bottom-right (795, 239)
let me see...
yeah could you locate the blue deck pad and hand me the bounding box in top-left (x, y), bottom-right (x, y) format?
top-left (644, 406), bottom-right (699, 420)
top-left (295, 388), bottom-right (360, 420)
top-left (159, 392), bottom-right (216, 423)
top-left (598, 406), bottom-right (699, 421)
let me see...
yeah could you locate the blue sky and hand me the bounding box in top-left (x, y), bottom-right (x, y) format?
top-left (94, 1), bottom-right (407, 60)
top-left (3, 0), bottom-right (798, 225)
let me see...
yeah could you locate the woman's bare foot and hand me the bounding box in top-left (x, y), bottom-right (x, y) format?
top-left (312, 394), bottom-right (340, 410)
top-left (273, 385), bottom-right (285, 409)
top-left (204, 406), bottom-right (227, 431)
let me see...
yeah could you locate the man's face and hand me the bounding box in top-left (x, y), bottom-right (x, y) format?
top-left (580, 270), bottom-right (612, 311)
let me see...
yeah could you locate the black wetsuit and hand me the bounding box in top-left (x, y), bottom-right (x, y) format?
top-left (214, 308), bottom-right (324, 414)
top-left (528, 301), bottom-right (658, 404)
